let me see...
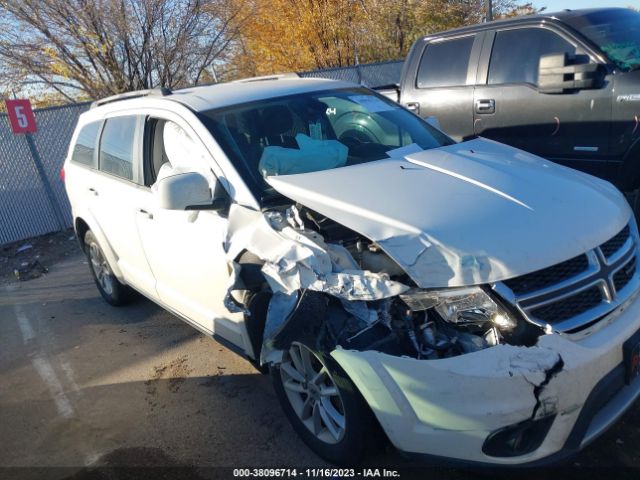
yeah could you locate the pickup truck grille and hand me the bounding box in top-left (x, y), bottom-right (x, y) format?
top-left (496, 223), bottom-right (640, 333)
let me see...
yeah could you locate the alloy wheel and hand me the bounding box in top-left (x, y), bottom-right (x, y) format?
top-left (88, 241), bottom-right (114, 296)
top-left (280, 342), bottom-right (346, 444)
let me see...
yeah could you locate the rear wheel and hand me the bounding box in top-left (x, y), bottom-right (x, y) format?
top-left (272, 342), bottom-right (376, 465)
top-left (84, 230), bottom-right (134, 306)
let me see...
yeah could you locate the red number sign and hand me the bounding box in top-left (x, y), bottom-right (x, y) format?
top-left (5, 99), bottom-right (37, 134)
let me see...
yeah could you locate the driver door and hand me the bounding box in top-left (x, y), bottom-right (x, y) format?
top-left (473, 26), bottom-right (613, 179)
top-left (134, 114), bottom-right (246, 348)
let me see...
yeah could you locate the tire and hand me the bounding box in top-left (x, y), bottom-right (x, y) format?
top-left (84, 230), bottom-right (135, 306)
top-left (271, 342), bottom-right (377, 465)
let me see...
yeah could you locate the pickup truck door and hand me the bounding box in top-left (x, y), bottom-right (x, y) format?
top-left (133, 114), bottom-right (251, 353)
top-left (399, 33), bottom-right (484, 142)
top-left (473, 26), bottom-right (614, 180)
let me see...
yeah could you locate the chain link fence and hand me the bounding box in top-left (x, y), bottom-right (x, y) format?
top-left (0, 102), bottom-right (90, 245)
top-left (299, 60), bottom-right (403, 87)
top-left (0, 61), bottom-right (403, 246)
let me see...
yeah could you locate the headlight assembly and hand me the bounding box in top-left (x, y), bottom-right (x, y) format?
top-left (399, 286), bottom-right (518, 331)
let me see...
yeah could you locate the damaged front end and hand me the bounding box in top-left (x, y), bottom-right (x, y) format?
top-left (223, 202), bottom-right (550, 366)
top-left (221, 200), bottom-right (640, 464)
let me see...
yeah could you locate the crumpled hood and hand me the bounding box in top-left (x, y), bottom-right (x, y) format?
top-left (266, 138), bottom-right (631, 288)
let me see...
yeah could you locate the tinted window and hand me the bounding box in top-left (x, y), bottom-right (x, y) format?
top-left (71, 121), bottom-right (100, 167)
top-left (489, 28), bottom-right (576, 85)
top-left (416, 36), bottom-right (474, 88)
top-left (99, 116), bottom-right (137, 181)
top-left (564, 9), bottom-right (640, 71)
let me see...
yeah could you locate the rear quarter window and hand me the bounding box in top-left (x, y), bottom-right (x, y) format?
top-left (71, 121), bottom-right (101, 167)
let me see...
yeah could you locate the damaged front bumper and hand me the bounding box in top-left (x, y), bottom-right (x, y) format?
top-left (331, 290), bottom-right (640, 465)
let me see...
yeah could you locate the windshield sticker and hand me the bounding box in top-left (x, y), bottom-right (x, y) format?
top-left (309, 121), bottom-right (323, 140)
top-left (348, 95), bottom-right (396, 113)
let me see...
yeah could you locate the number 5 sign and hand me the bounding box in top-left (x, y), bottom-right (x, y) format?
top-left (5, 99), bottom-right (37, 134)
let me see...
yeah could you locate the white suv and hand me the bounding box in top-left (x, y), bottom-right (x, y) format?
top-left (64, 76), bottom-right (640, 466)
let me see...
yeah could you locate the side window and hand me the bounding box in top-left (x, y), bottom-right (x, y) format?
top-left (488, 28), bottom-right (577, 85)
top-left (144, 118), bottom-right (214, 187)
top-left (71, 121), bottom-right (101, 167)
top-left (99, 116), bottom-right (137, 181)
top-left (416, 36), bottom-right (475, 89)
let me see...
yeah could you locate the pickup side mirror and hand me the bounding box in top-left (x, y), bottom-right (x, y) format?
top-left (538, 53), bottom-right (606, 94)
top-left (155, 171), bottom-right (229, 212)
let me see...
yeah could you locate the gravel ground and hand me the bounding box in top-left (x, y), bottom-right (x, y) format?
top-left (1, 235), bottom-right (639, 480)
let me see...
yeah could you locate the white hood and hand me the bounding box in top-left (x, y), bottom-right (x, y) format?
top-left (267, 138), bottom-right (631, 289)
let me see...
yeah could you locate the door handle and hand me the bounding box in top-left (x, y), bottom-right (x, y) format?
top-left (88, 187), bottom-right (98, 196)
top-left (137, 208), bottom-right (153, 220)
top-left (405, 102), bottom-right (420, 115)
top-left (475, 99), bottom-right (495, 114)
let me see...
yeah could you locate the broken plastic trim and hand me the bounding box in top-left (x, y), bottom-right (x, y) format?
top-left (483, 355), bottom-right (564, 457)
top-left (222, 204), bottom-right (410, 363)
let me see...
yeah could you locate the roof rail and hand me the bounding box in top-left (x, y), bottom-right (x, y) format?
top-left (231, 72), bottom-right (299, 83)
top-left (90, 87), bottom-right (172, 109)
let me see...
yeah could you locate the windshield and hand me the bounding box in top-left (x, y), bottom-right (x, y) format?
top-left (565, 9), bottom-right (640, 71)
top-left (197, 87), bottom-right (454, 204)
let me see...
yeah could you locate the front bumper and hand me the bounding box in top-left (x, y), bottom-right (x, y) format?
top-left (331, 289), bottom-right (640, 465)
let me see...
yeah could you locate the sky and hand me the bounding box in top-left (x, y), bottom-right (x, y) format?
top-left (531, 0), bottom-right (638, 11)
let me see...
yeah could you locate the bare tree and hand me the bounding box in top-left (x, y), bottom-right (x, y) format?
top-left (0, 0), bottom-right (246, 101)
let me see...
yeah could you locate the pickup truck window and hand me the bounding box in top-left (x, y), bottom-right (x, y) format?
top-left (71, 121), bottom-right (101, 168)
top-left (416, 36), bottom-right (474, 88)
top-left (197, 88), bottom-right (453, 204)
top-left (565, 9), bottom-right (640, 71)
top-left (488, 28), bottom-right (576, 85)
top-left (98, 116), bottom-right (137, 181)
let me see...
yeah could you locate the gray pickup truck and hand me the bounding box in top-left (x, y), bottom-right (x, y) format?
top-left (380, 8), bottom-right (640, 191)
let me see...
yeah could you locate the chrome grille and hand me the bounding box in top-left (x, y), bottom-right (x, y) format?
top-left (530, 286), bottom-right (602, 323)
top-left (495, 223), bottom-right (640, 333)
top-left (503, 254), bottom-right (589, 295)
top-left (601, 225), bottom-right (631, 258)
top-left (613, 256), bottom-right (636, 293)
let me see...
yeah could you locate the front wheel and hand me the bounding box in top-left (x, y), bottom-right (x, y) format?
top-left (271, 342), bottom-right (377, 465)
top-left (84, 230), bottom-right (134, 306)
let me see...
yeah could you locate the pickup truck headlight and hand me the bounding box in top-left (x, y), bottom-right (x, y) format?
top-left (399, 286), bottom-right (518, 331)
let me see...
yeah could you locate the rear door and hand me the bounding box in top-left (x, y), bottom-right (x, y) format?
top-left (473, 26), bottom-right (613, 179)
top-left (89, 114), bottom-right (158, 298)
top-left (400, 33), bottom-right (483, 141)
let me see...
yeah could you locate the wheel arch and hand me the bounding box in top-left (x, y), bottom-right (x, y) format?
top-left (73, 214), bottom-right (125, 280)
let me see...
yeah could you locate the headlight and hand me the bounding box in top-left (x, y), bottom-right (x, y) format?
top-left (399, 286), bottom-right (518, 330)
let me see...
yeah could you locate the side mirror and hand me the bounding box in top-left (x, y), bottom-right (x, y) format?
top-left (538, 52), bottom-right (606, 94)
top-left (155, 171), bottom-right (228, 212)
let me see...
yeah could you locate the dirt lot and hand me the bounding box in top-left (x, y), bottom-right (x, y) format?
top-left (1, 232), bottom-right (640, 479)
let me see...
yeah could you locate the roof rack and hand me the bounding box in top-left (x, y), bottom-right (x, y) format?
top-left (90, 87), bottom-right (172, 109)
top-left (231, 72), bottom-right (299, 83)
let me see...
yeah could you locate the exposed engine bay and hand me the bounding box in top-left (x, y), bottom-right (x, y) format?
top-left (224, 203), bottom-right (544, 363)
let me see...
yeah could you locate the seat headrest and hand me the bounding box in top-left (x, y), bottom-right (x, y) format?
top-left (261, 105), bottom-right (293, 137)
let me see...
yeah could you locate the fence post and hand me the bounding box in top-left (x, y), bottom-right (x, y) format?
top-left (24, 133), bottom-right (67, 231)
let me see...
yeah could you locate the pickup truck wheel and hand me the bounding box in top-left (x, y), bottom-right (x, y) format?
top-left (272, 342), bottom-right (375, 465)
top-left (84, 230), bottom-right (134, 306)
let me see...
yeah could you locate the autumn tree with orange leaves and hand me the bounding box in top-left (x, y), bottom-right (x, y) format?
top-left (229, 0), bottom-right (540, 78)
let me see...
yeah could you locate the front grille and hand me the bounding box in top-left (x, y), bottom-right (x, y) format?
top-left (614, 256), bottom-right (636, 293)
top-left (497, 223), bottom-right (639, 333)
top-left (601, 225), bottom-right (630, 258)
top-left (504, 254), bottom-right (589, 295)
top-left (530, 286), bottom-right (602, 323)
